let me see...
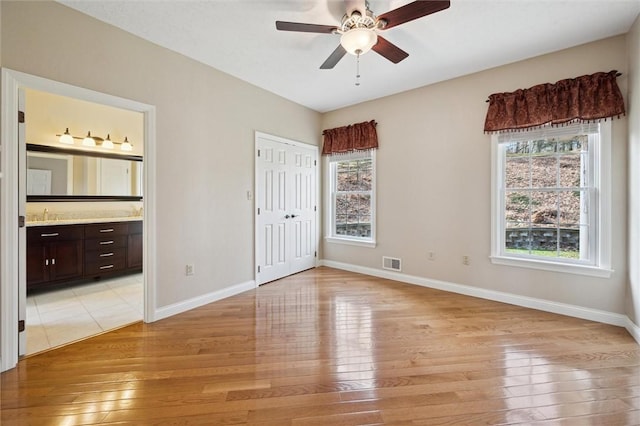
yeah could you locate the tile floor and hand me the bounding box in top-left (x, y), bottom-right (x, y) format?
top-left (26, 273), bottom-right (143, 355)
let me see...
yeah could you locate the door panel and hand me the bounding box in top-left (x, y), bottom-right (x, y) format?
top-left (256, 141), bottom-right (290, 283)
top-left (256, 134), bottom-right (317, 285)
top-left (289, 145), bottom-right (316, 274)
top-left (51, 241), bottom-right (83, 281)
top-left (26, 244), bottom-right (48, 286)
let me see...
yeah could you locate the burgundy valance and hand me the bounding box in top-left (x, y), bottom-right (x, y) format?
top-left (484, 70), bottom-right (625, 133)
top-left (322, 120), bottom-right (378, 155)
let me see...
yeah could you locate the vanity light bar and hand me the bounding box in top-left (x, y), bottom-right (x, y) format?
top-left (56, 128), bottom-right (134, 151)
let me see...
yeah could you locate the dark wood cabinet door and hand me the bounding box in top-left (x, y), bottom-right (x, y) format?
top-left (51, 241), bottom-right (84, 281)
top-left (127, 233), bottom-right (143, 269)
top-left (26, 243), bottom-right (49, 286)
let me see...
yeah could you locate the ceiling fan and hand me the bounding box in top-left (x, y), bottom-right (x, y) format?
top-left (275, 0), bottom-right (451, 69)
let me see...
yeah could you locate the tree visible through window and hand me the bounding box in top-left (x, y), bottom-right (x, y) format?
top-left (492, 121), bottom-right (611, 272)
top-left (503, 135), bottom-right (589, 259)
top-left (329, 152), bottom-right (375, 243)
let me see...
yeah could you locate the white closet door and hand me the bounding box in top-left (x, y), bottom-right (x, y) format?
top-left (255, 133), bottom-right (317, 285)
top-left (289, 146), bottom-right (316, 275)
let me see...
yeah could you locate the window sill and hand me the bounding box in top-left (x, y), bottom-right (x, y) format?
top-left (490, 255), bottom-right (613, 278)
top-left (325, 236), bottom-right (376, 248)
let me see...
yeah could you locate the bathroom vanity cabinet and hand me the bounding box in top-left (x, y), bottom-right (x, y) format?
top-left (26, 220), bottom-right (142, 291)
top-left (26, 225), bottom-right (84, 288)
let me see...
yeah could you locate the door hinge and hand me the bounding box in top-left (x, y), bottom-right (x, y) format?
top-left (257, 207), bottom-right (261, 215)
top-left (314, 251), bottom-right (317, 258)
top-left (314, 206), bottom-right (317, 212)
top-left (257, 149), bottom-right (261, 157)
top-left (18, 111), bottom-right (25, 124)
top-left (18, 320), bottom-right (25, 333)
top-left (257, 265), bottom-right (261, 273)
top-left (314, 160), bottom-right (317, 166)
top-left (18, 215), bottom-right (26, 228)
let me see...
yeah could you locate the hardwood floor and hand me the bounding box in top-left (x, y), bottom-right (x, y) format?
top-left (2, 267), bottom-right (639, 425)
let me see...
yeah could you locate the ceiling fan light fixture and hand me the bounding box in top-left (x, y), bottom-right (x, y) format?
top-left (340, 28), bottom-right (377, 55)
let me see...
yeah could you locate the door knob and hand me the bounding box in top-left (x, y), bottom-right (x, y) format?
top-left (285, 215), bottom-right (291, 219)
top-left (291, 214), bottom-right (298, 218)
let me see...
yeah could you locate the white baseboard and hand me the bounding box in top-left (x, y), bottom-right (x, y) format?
top-left (627, 317), bottom-right (640, 344)
top-left (153, 280), bottom-right (255, 321)
top-left (321, 260), bottom-right (638, 344)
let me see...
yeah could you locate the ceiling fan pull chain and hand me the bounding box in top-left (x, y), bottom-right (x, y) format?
top-left (355, 50), bottom-right (361, 86)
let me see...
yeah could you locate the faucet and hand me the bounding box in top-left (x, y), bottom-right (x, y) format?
top-left (43, 208), bottom-right (49, 221)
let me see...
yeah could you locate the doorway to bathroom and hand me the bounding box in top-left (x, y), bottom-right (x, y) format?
top-left (1, 69), bottom-right (156, 372)
top-left (22, 88), bottom-right (145, 355)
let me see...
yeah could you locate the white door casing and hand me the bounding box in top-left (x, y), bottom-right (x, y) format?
top-left (255, 133), bottom-right (317, 285)
top-left (1, 68), bottom-right (157, 373)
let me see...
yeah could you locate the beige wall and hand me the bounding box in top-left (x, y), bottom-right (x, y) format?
top-left (1, 1), bottom-right (322, 308)
top-left (628, 15), bottom-right (640, 326)
top-left (322, 36), bottom-right (629, 315)
top-left (26, 88), bottom-right (144, 156)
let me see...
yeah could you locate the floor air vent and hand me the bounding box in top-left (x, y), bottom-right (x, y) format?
top-left (382, 256), bottom-right (402, 272)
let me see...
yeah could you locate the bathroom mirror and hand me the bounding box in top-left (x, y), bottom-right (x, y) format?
top-left (26, 144), bottom-right (143, 201)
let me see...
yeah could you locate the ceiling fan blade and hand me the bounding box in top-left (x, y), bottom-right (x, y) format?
top-left (377, 0), bottom-right (451, 30)
top-left (372, 36), bottom-right (409, 64)
top-left (320, 45), bottom-right (347, 69)
top-left (276, 21), bottom-right (337, 34)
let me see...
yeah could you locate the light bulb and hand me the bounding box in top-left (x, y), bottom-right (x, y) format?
top-left (82, 131), bottom-right (96, 147)
top-left (102, 134), bottom-right (114, 149)
top-left (121, 137), bottom-right (133, 152)
top-left (59, 128), bottom-right (74, 145)
top-left (340, 28), bottom-right (378, 55)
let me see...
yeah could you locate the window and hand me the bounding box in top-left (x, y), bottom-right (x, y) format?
top-left (326, 150), bottom-right (376, 247)
top-left (491, 122), bottom-right (612, 277)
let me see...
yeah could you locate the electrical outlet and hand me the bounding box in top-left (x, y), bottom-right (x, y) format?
top-left (428, 251), bottom-right (436, 261)
top-left (462, 256), bottom-right (470, 266)
top-left (186, 264), bottom-right (195, 276)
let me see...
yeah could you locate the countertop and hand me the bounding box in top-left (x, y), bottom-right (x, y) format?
top-left (27, 216), bottom-right (143, 227)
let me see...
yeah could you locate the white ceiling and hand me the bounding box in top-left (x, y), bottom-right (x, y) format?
top-left (58, 0), bottom-right (640, 113)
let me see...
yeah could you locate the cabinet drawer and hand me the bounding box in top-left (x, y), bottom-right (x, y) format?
top-left (85, 257), bottom-right (127, 276)
top-left (84, 235), bottom-right (127, 251)
top-left (84, 222), bottom-right (129, 238)
top-left (84, 247), bottom-right (126, 264)
top-left (27, 225), bottom-right (83, 243)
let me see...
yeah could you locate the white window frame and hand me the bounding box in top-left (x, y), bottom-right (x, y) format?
top-left (325, 150), bottom-right (376, 248)
top-left (490, 122), bottom-right (612, 278)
